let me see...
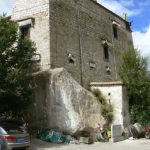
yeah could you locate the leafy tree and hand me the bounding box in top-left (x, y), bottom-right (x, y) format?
top-left (0, 16), bottom-right (36, 119)
top-left (119, 48), bottom-right (150, 125)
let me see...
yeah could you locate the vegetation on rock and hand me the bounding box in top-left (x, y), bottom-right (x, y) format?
top-left (92, 89), bottom-right (113, 126)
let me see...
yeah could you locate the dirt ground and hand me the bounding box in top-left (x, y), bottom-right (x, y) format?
top-left (28, 138), bottom-right (150, 150)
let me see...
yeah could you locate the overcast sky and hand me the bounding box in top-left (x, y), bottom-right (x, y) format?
top-left (0, 0), bottom-right (150, 69)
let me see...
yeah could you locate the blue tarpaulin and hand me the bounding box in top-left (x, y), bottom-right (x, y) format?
top-left (37, 129), bottom-right (70, 144)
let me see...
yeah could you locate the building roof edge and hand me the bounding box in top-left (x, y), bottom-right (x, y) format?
top-left (90, 0), bottom-right (131, 25)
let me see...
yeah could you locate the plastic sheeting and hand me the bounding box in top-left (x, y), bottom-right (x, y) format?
top-left (37, 129), bottom-right (70, 144)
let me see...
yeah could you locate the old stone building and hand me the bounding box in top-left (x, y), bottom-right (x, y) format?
top-left (12, 0), bottom-right (133, 132)
top-left (12, 0), bottom-right (133, 88)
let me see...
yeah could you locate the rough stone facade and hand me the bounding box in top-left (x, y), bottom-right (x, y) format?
top-left (12, 0), bottom-right (133, 88)
top-left (50, 0), bottom-right (133, 88)
top-left (12, 0), bottom-right (133, 131)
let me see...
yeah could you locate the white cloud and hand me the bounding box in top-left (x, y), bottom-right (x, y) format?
top-left (0, 0), bottom-right (12, 16)
top-left (132, 25), bottom-right (150, 70)
top-left (97, 0), bottom-right (141, 17)
top-left (133, 26), bottom-right (150, 56)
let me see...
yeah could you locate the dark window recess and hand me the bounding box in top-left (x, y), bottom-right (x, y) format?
top-left (105, 66), bottom-right (111, 74)
top-left (103, 45), bottom-right (109, 60)
top-left (20, 26), bottom-right (30, 39)
top-left (108, 93), bottom-right (111, 104)
top-left (67, 53), bottom-right (75, 64)
top-left (113, 25), bottom-right (118, 38)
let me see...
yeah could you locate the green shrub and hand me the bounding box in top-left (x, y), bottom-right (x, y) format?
top-left (119, 48), bottom-right (150, 125)
top-left (92, 89), bottom-right (114, 125)
top-left (91, 89), bottom-right (106, 104)
top-left (130, 104), bottom-right (150, 126)
top-left (101, 104), bottom-right (113, 124)
top-left (0, 16), bottom-right (36, 120)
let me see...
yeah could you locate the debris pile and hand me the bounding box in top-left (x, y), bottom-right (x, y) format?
top-left (37, 129), bottom-right (70, 144)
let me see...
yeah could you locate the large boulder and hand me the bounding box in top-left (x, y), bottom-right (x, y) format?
top-left (133, 123), bottom-right (145, 138)
top-left (123, 125), bottom-right (139, 138)
top-left (30, 68), bottom-right (105, 135)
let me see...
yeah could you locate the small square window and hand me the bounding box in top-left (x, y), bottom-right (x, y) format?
top-left (67, 53), bottom-right (75, 64)
top-left (89, 62), bottom-right (96, 69)
top-left (20, 26), bottom-right (30, 39)
top-left (105, 66), bottom-right (111, 74)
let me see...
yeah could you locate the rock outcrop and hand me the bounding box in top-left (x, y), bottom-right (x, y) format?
top-left (133, 123), bottom-right (145, 138)
top-left (30, 68), bottom-right (104, 135)
top-left (123, 123), bottom-right (145, 139)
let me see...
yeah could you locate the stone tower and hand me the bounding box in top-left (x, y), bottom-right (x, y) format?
top-left (12, 0), bottom-right (133, 88)
top-left (12, 0), bottom-right (132, 129)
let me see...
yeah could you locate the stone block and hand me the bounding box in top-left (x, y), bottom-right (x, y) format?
top-left (30, 68), bottom-right (105, 135)
top-left (111, 124), bottom-right (125, 143)
top-left (111, 124), bottom-right (122, 138)
top-left (133, 123), bottom-right (145, 137)
top-left (110, 136), bottom-right (125, 143)
top-left (79, 137), bottom-right (94, 144)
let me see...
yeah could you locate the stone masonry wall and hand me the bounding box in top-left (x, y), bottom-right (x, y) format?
top-left (50, 0), bottom-right (133, 88)
top-left (12, 0), bottom-right (50, 71)
top-left (12, 0), bottom-right (133, 88)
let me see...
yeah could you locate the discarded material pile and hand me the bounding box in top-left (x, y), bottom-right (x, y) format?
top-left (37, 127), bottom-right (110, 144)
top-left (37, 123), bottom-right (146, 144)
top-left (37, 129), bottom-right (70, 144)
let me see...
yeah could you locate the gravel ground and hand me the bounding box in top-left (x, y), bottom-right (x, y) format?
top-left (28, 138), bottom-right (150, 150)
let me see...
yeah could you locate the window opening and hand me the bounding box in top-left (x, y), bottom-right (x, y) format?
top-left (103, 44), bottom-right (109, 60)
top-left (108, 93), bottom-right (111, 104)
top-left (67, 53), bottom-right (75, 64)
top-left (89, 61), bottom-right (96, 69)
top-left (105, 66), bottom-right (111, 74)
top-left (20, 26), bottom-right (30, 39)
top-left (113, 25), bottom-right (118, 39)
